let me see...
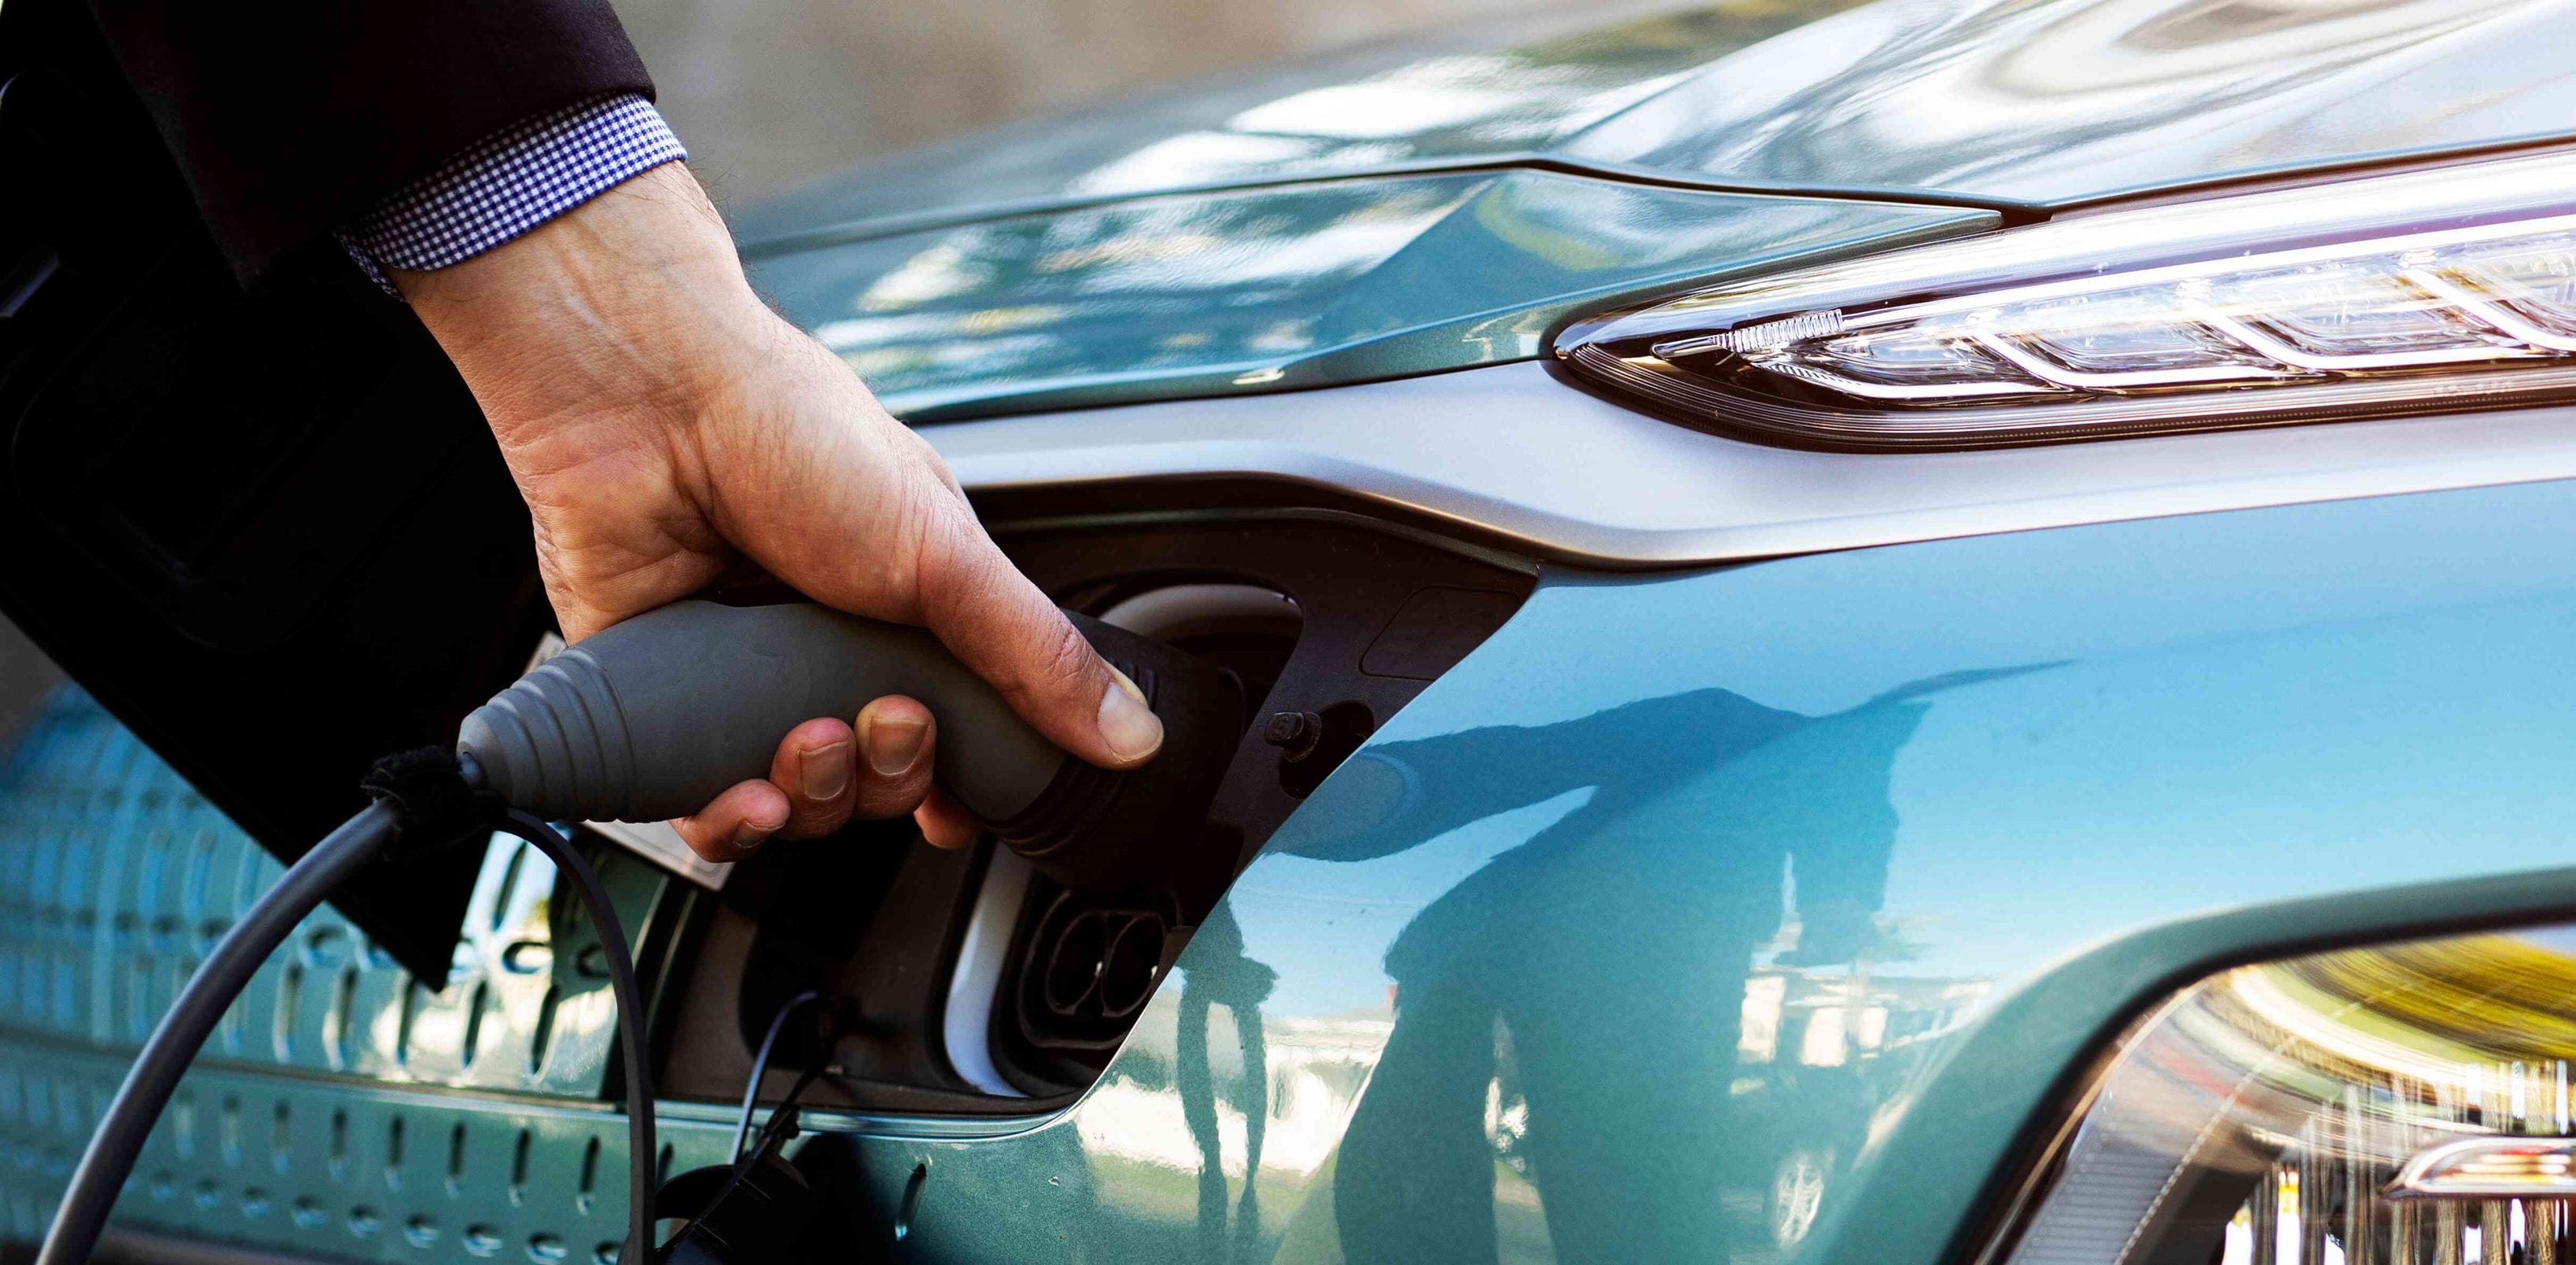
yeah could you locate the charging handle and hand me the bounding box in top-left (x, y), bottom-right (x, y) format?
top-left (458, 600), bottom-right (1237, 888)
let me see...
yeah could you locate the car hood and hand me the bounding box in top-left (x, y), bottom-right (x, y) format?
top-left (739, 0), bottom-right (2576, 421)
top-left (740, 0), bottom-right (2576, 244)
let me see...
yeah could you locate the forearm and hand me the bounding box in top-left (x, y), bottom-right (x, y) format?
top-left (86, 0), bottom-right (655, 282)
top-left (398, 164), bottom-right (764, 469)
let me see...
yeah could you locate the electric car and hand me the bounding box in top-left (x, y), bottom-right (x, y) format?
top-left (11, 0), bottom-right (2576, 1260)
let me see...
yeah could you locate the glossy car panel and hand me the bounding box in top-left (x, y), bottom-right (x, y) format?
top-left (747, 173), bottom-right (1988, 421)
top-left (1562, 0), bottom-right (2576, 205)
top-left (730, 2), bottom-right (1879, 249)
top-left (741, 0), bottom-right (2576, 245)
top-left (740, 0), bottom-right (2576, 424)
top-left (827, 475), bottom-right (2576, 1263)
top-left (0, 694), bottom-right (700, 1256)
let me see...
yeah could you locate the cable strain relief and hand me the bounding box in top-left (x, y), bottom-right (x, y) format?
top-left (360, 747), bottom-right (500, 860)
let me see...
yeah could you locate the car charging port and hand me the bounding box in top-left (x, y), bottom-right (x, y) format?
top-left (1024, 890), bottom-right (1181, 1053)
top-left (995, 582), bottom-right (1299, 1087)
top-left (668, 514), bottom-right (1536, 1109)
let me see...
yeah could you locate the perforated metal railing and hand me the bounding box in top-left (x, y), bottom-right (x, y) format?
top-left (0, 689), bottom-right (734, 1261)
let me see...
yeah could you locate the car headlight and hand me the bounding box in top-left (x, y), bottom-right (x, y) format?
top-left (1555, 150), bottom-right (2576, 450)
top-left (1986, 923), bottom-right (2576, 1265)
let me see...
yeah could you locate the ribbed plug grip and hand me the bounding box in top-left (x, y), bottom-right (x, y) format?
top-left (458, 601), bottom-right (1064, 824)
top-left (459, 599), bottom-right (1240, 891)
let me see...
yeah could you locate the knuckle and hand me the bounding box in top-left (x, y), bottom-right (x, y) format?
top-left (854, 773), bottom-right (931, 821)
top-left (781, 796), bottom-right (854, 840)
top-left (674, 820), bottom-right (745, 862)
top-left (1025, 616), bottom-right (1099, 702)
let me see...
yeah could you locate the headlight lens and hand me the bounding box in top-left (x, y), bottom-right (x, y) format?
top-left (1990, 924), bottom-right (2576, 1265)
top-left (1556, 151), bottom-right (2576, 449)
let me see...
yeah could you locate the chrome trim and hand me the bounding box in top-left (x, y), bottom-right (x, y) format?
top-left (925, 360), bottom-right (2576, 566)
top-left (1754, 356), bottom-right (2062, 402)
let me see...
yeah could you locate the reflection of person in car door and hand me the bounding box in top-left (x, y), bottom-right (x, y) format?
top-left (1175, 903), bottom-right (1278, 1261)
top-left (1310, 670), bottom-right (2031, 1263)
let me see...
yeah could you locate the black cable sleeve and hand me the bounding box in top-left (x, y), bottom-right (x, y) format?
top-left (733, 990), bottom-right (819, 1162)
top-left (360, 747), bottom-right (490, 857)
top-left (36, 800), bottom-right (403, 1265)
top-left (492, 811), bottom-right (657, 1265)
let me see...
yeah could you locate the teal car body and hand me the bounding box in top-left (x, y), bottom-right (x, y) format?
top-left (833, 476), bottom-right (2576, 1264)
top-left (738, 0), bottom-right (2576, 421)
top-left (17, 473), bottom-right (2576, 1262)
top-left (13, 1), bottom-right (2576, 1262)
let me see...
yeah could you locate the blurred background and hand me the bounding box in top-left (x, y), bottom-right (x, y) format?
top-left (612, 0), bottom-right (1692, 205)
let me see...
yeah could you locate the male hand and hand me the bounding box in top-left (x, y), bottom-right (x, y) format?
top-left (395, 164), bottom-right (1163, 861)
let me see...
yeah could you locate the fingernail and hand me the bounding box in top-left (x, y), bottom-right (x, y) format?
top-left (728, 822), bottom-right (771, 853)
top-left (1097, 668), bottom-right (1164, 763)
top-left (864, 716), bottom-right (929, 777)
top-left (801, 741), bottom-right (852, 801)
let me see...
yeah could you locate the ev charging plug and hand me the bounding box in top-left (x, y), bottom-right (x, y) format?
top-left (42, 598), bottom-right (1237, 1265)
top-left (458, 599), bottom-right (1238, 887)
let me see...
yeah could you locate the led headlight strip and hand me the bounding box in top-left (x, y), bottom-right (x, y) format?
top-left (1555, 149), bottom-right (2576, 449)
top-left (1989, 925), bottom-right (2576, 1265)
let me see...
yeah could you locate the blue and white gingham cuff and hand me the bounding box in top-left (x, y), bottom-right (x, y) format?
top-left (341, 94), bottom-right (686, 283)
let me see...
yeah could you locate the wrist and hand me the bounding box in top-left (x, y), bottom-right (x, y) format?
top-left (397, 164), bottom-right (775, 468)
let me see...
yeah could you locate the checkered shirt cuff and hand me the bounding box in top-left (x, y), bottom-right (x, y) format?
top-left (340, 94), bottom-right (686, 287)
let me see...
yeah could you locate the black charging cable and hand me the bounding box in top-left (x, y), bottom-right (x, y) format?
top-left (490, 807), bottom-right (658, 1265)
top-left (650, 988), bottom-right (841, 1260)
top-left (37, 752), bottom-right (660, 1265)
top-left (734, 990), bottom-right (822, 1162)
top-left (35, 800), bottom-right (403, 1263)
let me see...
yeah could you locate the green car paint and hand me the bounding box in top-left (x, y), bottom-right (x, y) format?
top-left (731, 0), bottom-right (2576, 423)
top-left (0, 694), bottom-right (712, 1258)
top-left (727, 2), bottom-right (1891, 252)
top-left (16, 477), bottom-right (2576, 1259)
top-left (734, 0), bottom-right (2576, 248)
top-left (819, 475), bottom-right (2576, 1263)
top-left (745, 174), bottom-right (1989, 422)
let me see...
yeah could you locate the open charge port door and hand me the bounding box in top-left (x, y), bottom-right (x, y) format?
top-left (654, 515), bottom-right (1535, 1107)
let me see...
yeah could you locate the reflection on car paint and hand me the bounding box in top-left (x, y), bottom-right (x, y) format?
top-left (1564, 0), bottom-right (2576, 204)
top-left (732, 4), bottom-right (1873, 245)
top-left (1319, 672), bottom-right (2030, 1262)
top-left (741, 0), bottom-right (2576, 423)
top-left (856, 476), bottom-right (2576, 1263)
top-left (743, 0), bottom-right (2576, 242)
top-left (750, 173), bottom-right (1984, 420)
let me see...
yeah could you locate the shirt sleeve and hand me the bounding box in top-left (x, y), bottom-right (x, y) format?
top-left (339, 94), bottom-right (687, 287)
top-left (86, 0), bottom-right (657, 284)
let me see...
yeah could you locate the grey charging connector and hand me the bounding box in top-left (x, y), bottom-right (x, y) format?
top-left (460, 600), bottom-right (1238, 889)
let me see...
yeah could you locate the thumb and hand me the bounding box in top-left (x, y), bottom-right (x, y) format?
top-left (913, 503), bottom-right (1164, 772)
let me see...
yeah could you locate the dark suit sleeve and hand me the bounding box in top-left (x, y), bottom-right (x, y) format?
top-left (84, 0), bottom-right (655, 282)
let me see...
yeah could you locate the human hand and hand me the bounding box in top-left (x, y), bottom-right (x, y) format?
top-left (394, 163), bottom-right (1163, 861)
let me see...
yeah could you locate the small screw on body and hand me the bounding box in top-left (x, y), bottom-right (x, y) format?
top-left (1264, 711), bottom-right (1323, 763)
